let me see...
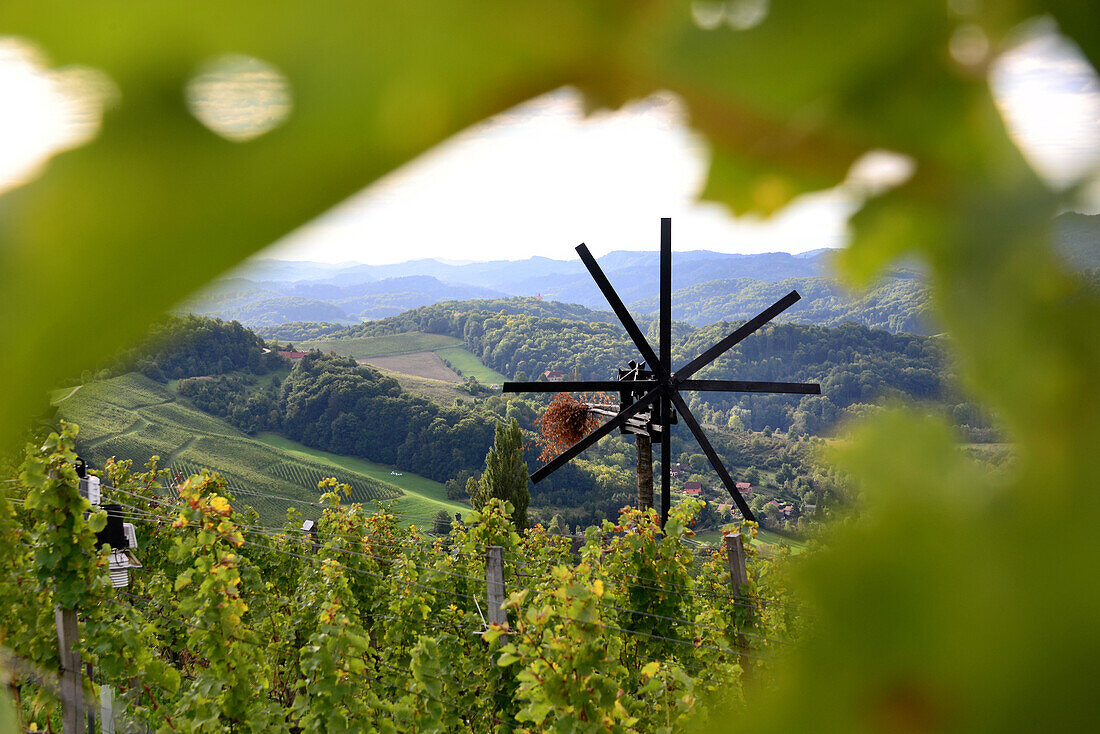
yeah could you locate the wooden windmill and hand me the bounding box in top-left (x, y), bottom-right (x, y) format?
top-left (503, 219), bottom-right (821, 525)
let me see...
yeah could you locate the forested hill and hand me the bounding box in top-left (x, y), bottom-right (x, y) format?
top-left (631, 273), bottom-right (930, 332)
top-left (255, 297), bottom-right (633, 341)
top-left (302, 301), bottom-right (965, 435)
top-left (181, 274), bottom-right (508, 326)
top-left (677, 321), bottom-right (950, 433)
top-left (100, 314), bottom-right (284, 382)
top-left (268, 271), bottom-right (930, 342)
top-left (338, 297), bottom-right (633, 332)
top-left (65, 314), bottom-right (987, 532)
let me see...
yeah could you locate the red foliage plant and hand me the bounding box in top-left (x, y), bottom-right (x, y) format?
top-left (534, 393), bottom-right (607, 462)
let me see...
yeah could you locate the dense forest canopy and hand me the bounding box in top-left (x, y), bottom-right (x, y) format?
top-left (302, 301), bottom-right (973, 436)
top-left (256, 321), bottom-right (350, 341)
top-left (631, 273), bottom-right (931, 332)
top-left (101, 315), bottom-right (282, 383)
top-left (185, 351), bottom-right (498, 485)
top-left (677, 321), bottom-right (950, 432)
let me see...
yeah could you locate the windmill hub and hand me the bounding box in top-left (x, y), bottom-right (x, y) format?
top-left (503, 218), bottom-right (821, 526)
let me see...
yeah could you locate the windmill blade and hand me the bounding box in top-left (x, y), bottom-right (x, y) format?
top-left (502, 380), bottom-right (656, 393)
top-left (672, 290), bottom-right (801, 385)
top-left (531, 385), bottom-right (661, 483)
top-left (680, 379), bottom-right (821, 395)
top-left (575, 243), bottom-right (664, 379)
top-left (668, 391), bottom-right (756, 522)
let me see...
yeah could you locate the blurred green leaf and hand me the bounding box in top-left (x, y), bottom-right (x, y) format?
top-left (0, 0), bottom-right (606, 447)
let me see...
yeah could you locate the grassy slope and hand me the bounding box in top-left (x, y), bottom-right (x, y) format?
top-left (692, 527), bottom-right (806, 554)
top-left (58, 373), bottom-right (465, 526)
top-left (299, 330), bottom-right (507, 388)
top-left (373, 366), bottom-right (468, 405)
top-left (298, 332), bottom-right (461, 359)
top-left (435, 345), bottom-right (508, 384)
top-left (255, 433), bottom-right (467, 522)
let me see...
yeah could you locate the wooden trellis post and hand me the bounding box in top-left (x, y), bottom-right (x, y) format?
top-left (100, 684), bottom-right (116, 734)
top-left (724, 533), bottom-right (753, 675)
top-left (54, 607), bottom-right (83, 734)
top-left (485, 546), bottom-right (507, 642)
top-left (724, 533), bottom-right (748, 592)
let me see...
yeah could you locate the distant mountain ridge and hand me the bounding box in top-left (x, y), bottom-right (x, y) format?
top-left (241, 248), bottom-right (830, 293)
top-left (191, 212), bottom-right (1097, 332)
top-left (190, 249), bottom-right (838, 329)
top-left (181, 275), bottom-right (506, 325)
top-left (631, 273), bottom-right (930, 332)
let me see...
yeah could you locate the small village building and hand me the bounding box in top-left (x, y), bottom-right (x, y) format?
top-left (279, 351), bottom-right (307, 362)
top-left (684, 481), bottom-right (702, 496)
top-left (543, 370), bottom-right (565, 382)
top-left (735, 481), bottom-right (752, 492)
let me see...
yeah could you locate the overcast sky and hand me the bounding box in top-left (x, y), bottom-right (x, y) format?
top-left (1, 19), bottom-right (1098, 266)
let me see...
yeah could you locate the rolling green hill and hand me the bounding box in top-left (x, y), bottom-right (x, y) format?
top-left (298, 330), bottom-right (508, 387)
top-left (434, 345), bottom-right (508, 385)
top-left (254, 433), bottom-right (466, 521)
top-left (57, 373), bottom-right (465, 526)
top-left (297, 331), bottom-right (462, 358)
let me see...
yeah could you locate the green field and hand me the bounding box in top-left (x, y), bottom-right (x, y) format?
top-left (300, 330), bottom-right (508, 388)
top-left (299, 332), bottom-right (461, 359)
top-left (372, 367), bottom-right (468, 405)
top-left (57, 373), bottom-right (465, 526)
top-left (435, 345), bottom-right (509, 385)
top-left (693, 527), bottom-right (806, 555)
top-left (255, 433), bottom-right (468, 522)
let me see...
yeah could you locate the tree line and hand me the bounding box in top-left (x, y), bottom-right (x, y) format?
top-left (91, 314), bottom-right (284, 383)
top-left (311, 301), bottom-right (988, 438)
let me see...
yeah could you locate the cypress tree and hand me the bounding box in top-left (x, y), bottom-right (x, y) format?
top-left (467, 417), bottom-right (530, 531)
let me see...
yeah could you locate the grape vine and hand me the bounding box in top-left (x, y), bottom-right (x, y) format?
top-left (1, 431), bottom-right (795, 731)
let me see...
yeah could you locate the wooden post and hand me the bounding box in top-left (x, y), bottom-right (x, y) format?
top-left (100, 685), bottom-right (115, 734)
top-left (485, 546), bottom-right (507, 641)
top-left (724, 533), bottom-right (753, 676)
top-left (724, 533), bottom-right (748, 592)
top-left (54, 607), bottom-right (83, 734)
